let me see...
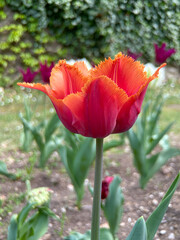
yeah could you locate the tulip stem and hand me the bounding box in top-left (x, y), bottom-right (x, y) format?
top-left (91, 138), bottom-right (104, 240)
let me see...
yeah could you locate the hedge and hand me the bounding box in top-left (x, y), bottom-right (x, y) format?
top-left (5, 0), bottom-right (180, 65)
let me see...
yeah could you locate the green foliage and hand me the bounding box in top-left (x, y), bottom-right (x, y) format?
top-left (126, 217), bottom-right (147, 240)
top-left (102, 176), bottom-right (124, 238)
top-left (0, 161), bottom-right (16, 179)
top-left (7, 186), bottom-right (60, 240)
top-left (6, 0), bottom-right (180, 64)
top-left (19, 99), bottom-right (33, 152)
top-left (57, 129), bottom-right (124, 208)
top-left (19, 112), bottom-right (62, 168)
top-left (65, 228), bottom-right (114, 240)
top-left (57, 129), bottom-right (96, 209)
top-left (66, 173), bottom-right (180, 240)
top-left (127, 93), bottom-right (180, 188)
top-left (0, 10), bottom-right (6, 19)
top-left (126, 172), bottom-right (180, 240)
top-left (20, 53), bottom-right (39, 67)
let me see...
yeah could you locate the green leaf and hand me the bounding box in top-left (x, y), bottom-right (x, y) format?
top-left (65, 229), bottom-right (113, 240)
top-left (7, 214), bottom-right (18, 240)
top-left (102, 176), bottom-right (124, 236)
top-left (40, 206), bottom-right (61, 221)
top-left (19, 114), bottom-right (44, 150)
top-left (146, 172), bottom-right (180, 240)
top-left (126, 217), bottom-right (147, 240)
top-left (17, 203), bottom-right (34, 229)
top-left (103, 134), bottom-right (125, 152)
top-left (45, 114), bottom-right (61, 142)
top-left (146, 122), bottom-right (173, 155)
top-left (24, 98), bottom-right (32, 121)
top-left (141, 148), bottom-right (180, 188)
top-left (19, 212), bottom-right (49, 240)
top-left (39, 139), bottom-right (62, 168)
top-left (0, 161), bottom-right (16, 179)
top-left (57, 134), bottom-right (95, 206)
top-left (64, 232), bottom-right (85, 240)
top-left (127, 130), bottom-right (145, 175)
top-left (99, 228), bottom-right (114, 240)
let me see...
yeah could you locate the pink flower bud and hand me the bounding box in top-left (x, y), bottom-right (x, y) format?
top-left (101, 176), bottom-right (114, 199)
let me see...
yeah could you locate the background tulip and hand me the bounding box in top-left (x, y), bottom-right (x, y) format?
top-left (127, 50), bottom-right (142, 60)
top-left (20, 67), bottom-right (38, 83)
top-left (101, 176), bottom-right (114, 199)
top-left (39, 61), bottom-right (54, 83)
top-left (154, 43), bottom-right (176, 64)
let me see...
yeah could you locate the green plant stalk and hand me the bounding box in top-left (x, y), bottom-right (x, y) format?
top-left (91, 138), bottom-right (104, 240)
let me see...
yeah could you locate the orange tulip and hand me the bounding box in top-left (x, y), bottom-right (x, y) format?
top-left (18, 53), bottom-right (166, 138)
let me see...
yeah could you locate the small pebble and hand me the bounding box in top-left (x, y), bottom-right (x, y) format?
top-left (149, 194), bottom-right (154, 199)
top-left (168, 233), bottom-right (175, 239)
top-left (152, 199), bottom-right (158, 206)
top-left (158, 192), bottom-right (164, 198)
top-left (160, 229), bottom-right (166, 235)
top-left (128, 217), bottom-right (132, 223)
top-left (67, 184), bottom-right (74, 191)
top-left (120, 222), bottom-right (125, 227)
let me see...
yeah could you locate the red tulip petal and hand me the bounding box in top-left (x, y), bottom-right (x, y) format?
top-left (90, 57), bottom-right (114, 79)
top-left (47, 92), bottom-right (86, 135)
top-left (73, 61), bottom-right (89, 77)
top-left (83, 76), bottom-right (128, 138)
top-left (50, 60), bottom-right (88, 99)
top-left (113, 63), bottom-right (166, 133)
top-left (112, 55), bottom-right (148, 96)
top-left (91, 53), bottom-right (148, 96)
top-left (113, 87), bottom-right (147, 133)
top-left (17, 82), bottom-right (51, 94)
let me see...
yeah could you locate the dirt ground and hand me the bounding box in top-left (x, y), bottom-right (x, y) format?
top-left (0, 134), bottom-right (180, 240)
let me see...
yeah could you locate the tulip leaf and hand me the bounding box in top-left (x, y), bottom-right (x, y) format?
top-left (141, 148), bottom-right (180, 188)
top-left (58, 134), bottom-right (95, 207)
top-left (7, 214), bottom-right (18, 240)
top-left (146, 172), bottom-right (180, 240)
top-left (39, 138), bottom-right (62, 168)
top-left (0, 161), bottom-right (16, 179)
top-left (45, 113), bottom-right (61, 142)
top-left (146, 122), bottom-right (173, 155)
top-left (103, 134), bottom-right (125, 152)
top-left (19, 212), bottom-right (49, 240)
top-left (102, 176), bottom-right (124, 237)
top-left (127, 129), bottom-right (145, 175)
top-left (126, 217), bottom-right (147, 240)
top-left (19, 114), bottom-right (44, 150)
top-left (146, 95), bottom-right (163, 138)
top-left (65, 229), bottom-right (114, 240)
top-left (17, 203), bottom-right (34, 229)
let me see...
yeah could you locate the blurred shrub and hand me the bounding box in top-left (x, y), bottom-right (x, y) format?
top-left (6, 0), bottom-right (180, 64)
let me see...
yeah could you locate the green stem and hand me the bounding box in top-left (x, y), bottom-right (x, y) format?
top-left (91, 138), bottom-right (104, 240)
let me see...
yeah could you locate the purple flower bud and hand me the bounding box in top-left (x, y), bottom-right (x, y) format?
top-left (127, 50), bottom-right (142, 60)
top-left (20, 68), bottom-right (38, 83)
top-left (154, 43), bottom-right (176, 64)
top-left (39, 61), bottom-right (55, 84)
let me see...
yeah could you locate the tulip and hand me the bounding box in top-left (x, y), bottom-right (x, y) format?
top-left (39, 61), bottom-right (54, 83)
top-left (127, 50), bottom-right (142, 60)
top-left (154, 43), bottom-right (176, 64)
top-left (101, 176), bottom-right (114, 199)
top-left (18, 53), bottom-right (166, 240)
top-left (18, 53), bottom-right (165, 139)
top-left (20, 68), bottom-right (38, 83)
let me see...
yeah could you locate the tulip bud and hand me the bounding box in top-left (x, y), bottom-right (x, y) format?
top-left (101, 176), bottom-right (114, 199)
top-left (27, 187), bottom-right (52, 207)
